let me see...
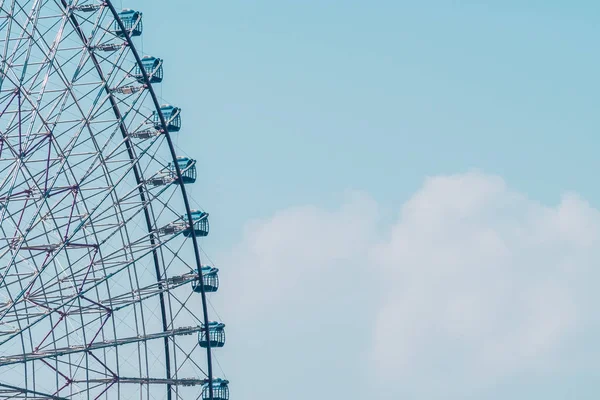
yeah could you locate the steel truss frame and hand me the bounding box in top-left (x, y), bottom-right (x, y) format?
top-left (0, 1), bottom-right (219, 399)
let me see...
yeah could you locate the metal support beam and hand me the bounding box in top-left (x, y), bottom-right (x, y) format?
top-left (0, 382), bottom-right (69, 399)
top-left (75, 377), bottom-right (207, 386)
top-left (0, 326), bottom-right (202, 366)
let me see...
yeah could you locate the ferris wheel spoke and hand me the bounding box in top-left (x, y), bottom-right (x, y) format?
top-left (79, 376), bottom-right (208, 387)
top-left (0, 381), bottom-right (69, 400)
top-left (109, 271), bottom-right (200, 311)
top-left (0, 325), bottom-right (204, 366)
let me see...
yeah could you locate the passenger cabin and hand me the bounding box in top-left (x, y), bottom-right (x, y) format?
top-left (168, 157), bottom-right (197, 184)
top-left (192, 266), bottom-right (219, 293)
top-left (199, 321), bottom-right (226, 348)
top-left (153, 104), bottom-right (181, 132)
top-left (114, 9), bottom-right (143, 37)
top-left (202, 378), bottom-right (229, 400)
top-left (182, 210), bottom-right (209, 237)
top-left (134, 56), bottom-right (163, 83)
top-left (149, 157), bottom-right (196, 186)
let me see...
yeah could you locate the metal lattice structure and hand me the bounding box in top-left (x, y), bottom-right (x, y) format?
top-left (0, 2), bottom-right (227, 399)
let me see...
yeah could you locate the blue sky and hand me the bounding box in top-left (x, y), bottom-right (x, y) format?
top-left (125, 1), bottom-right (600, 252)
top-left (124, 1), bottom-right (599, 398)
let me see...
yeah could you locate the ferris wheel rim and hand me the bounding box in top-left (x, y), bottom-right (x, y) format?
top-left (103, 1), bottom-right (215, 397)
top-left (58, 3), bottom-right (179, 397)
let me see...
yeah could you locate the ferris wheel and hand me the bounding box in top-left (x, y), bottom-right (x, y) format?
top-left (0, 2), bottom-right (228, 399)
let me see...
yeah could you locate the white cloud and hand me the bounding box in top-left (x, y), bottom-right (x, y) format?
top-left (373, 172), bottom-right (600, 397)
top-left (221, 191), bottom-right (378, 318)
top-left (215, 172), bottom-right (600, 399)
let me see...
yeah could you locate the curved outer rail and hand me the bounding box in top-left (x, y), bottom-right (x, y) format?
top-left (62, 2), bottom-right (216, 399)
